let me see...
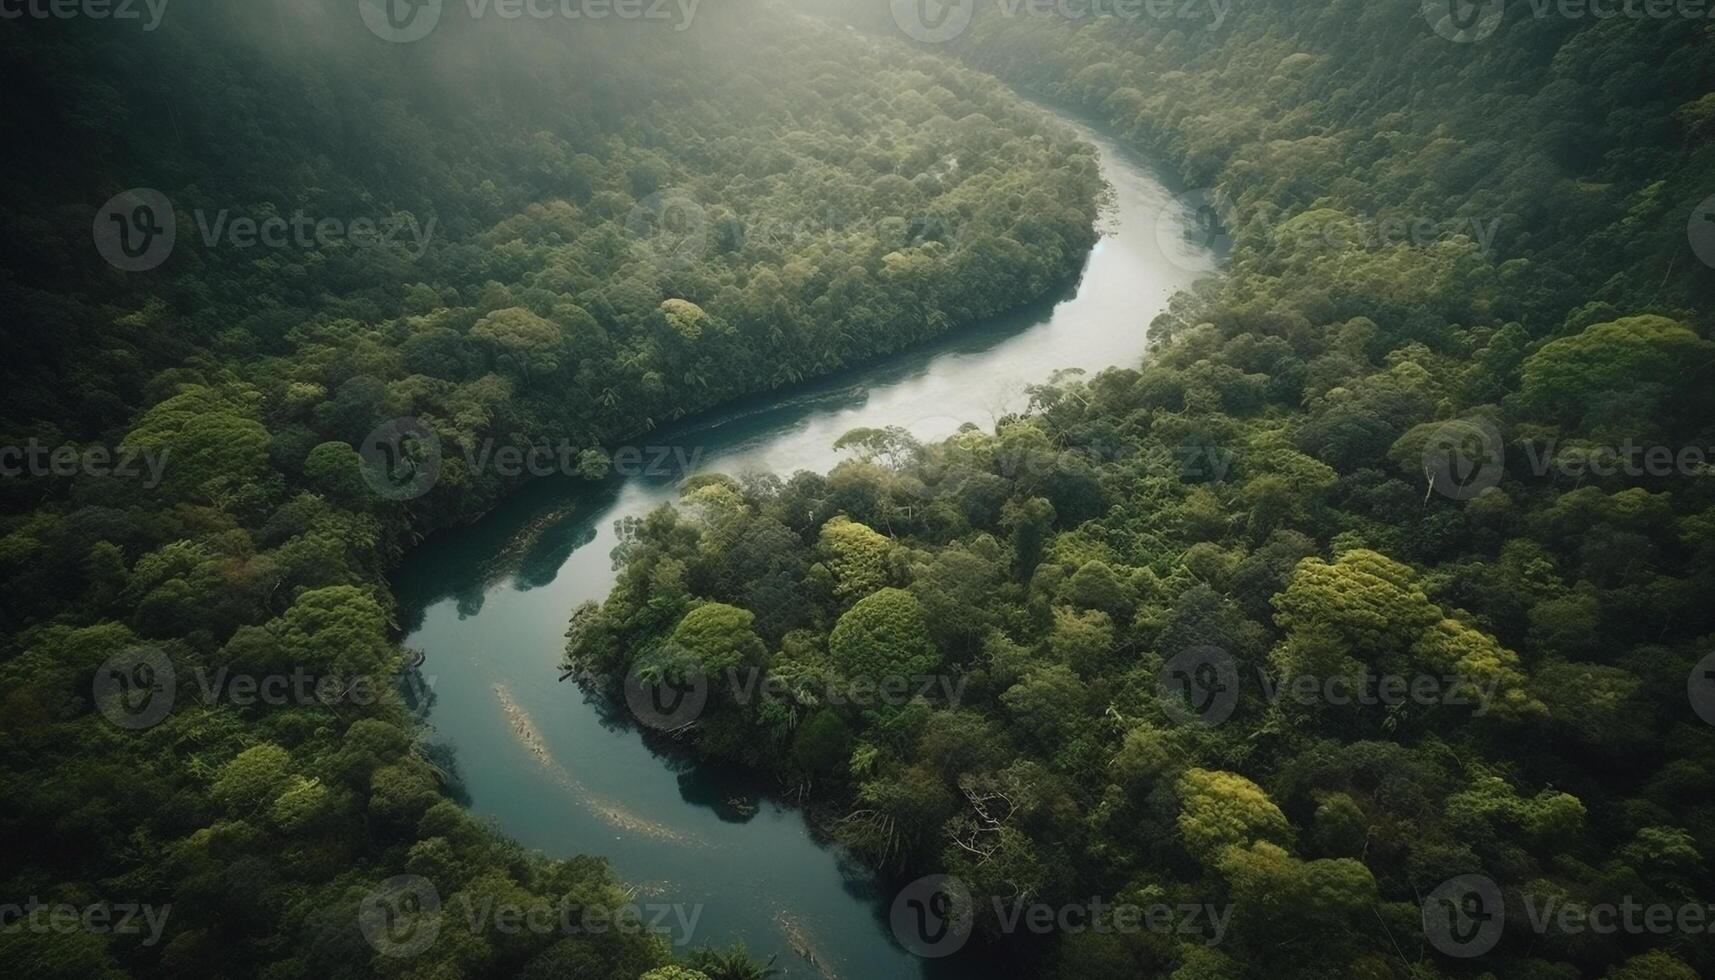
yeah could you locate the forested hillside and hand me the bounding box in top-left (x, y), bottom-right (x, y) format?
top-left (571, 4), bottom-right (1715, 978)
top-left (0, 2), bottom-right (1103, 977)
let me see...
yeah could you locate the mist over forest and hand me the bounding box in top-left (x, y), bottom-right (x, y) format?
top-left (3, 1), bottom-right (1714, 978)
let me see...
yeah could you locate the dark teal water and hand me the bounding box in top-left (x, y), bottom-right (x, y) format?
top-left (392, 111), bottom-right (1213, 979)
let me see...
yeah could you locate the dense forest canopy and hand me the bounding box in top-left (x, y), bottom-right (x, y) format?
top-left (570, 2), bottom-right (1715, 978)
top-left (2, 2), bottom-right (1101, 977)
top-left (4, 0), bottom-right (1714, 978)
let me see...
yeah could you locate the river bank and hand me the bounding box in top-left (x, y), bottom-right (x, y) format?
top-left (393, 107), bottom-right (1215, 977)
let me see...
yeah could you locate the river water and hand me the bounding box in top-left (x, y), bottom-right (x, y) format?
top-left (392, 109), bottom-right (1213, 978)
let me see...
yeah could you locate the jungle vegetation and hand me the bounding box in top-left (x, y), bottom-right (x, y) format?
top-left (2, 0), bottom-right (1712, 978)
top-left (569, 3), bottom-right (1715, 978)
top-left (0, 2), bottom-right (1098, 977)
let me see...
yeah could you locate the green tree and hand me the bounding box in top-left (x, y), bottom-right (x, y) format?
top-left (122, 386), bottom-right (272, 507)
top-left (471, 307), bottom-right (566, 376)
top-left (1176, 768), bottom-right (1294, 862)
top-left (210, 744), bottom-right (293, 815)
top-left (817, 517), bottom-right (892, 602)
top-left (303, 441), bottom-right (367, 503)
top-left (828, 588), bottom-right (940, 679)
top-left (1518, 315), bottom-right (1713, 428)
top-left (668, 603), bottom-right (767, 676)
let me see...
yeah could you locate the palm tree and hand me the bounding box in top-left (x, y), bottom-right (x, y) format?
top-left (685, 944), bottom-right (781, 980)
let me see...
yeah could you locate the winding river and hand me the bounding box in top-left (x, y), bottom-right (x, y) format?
top-left (391, 108), bottom-right (1214, 978)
